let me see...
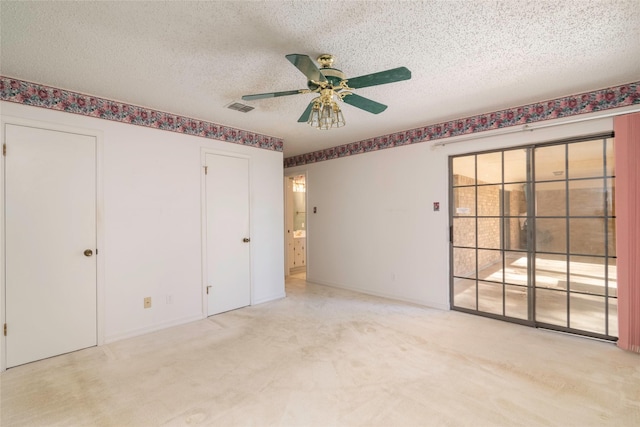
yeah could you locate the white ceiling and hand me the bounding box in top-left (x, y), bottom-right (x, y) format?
top-left (1, 1), bottom-right (639, 157)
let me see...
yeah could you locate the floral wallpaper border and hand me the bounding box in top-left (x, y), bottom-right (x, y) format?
top-left (0, 77), bottom-right (284, 152)
top-left (284, 81), bottom-right (639, 168)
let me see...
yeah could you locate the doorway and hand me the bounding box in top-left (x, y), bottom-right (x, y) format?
top-left (285, 174), bottom-right (306, 279)
top-left (4, 123), bottom-right (98, 368)
top-left (450, 134), bottom-right (617, 340)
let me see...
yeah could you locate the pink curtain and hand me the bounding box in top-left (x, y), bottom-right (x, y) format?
top-left (615, 112), bottom-right (640, 353)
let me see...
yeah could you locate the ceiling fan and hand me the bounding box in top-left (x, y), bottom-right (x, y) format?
top-left (241, 54), bottom-right (411, 130)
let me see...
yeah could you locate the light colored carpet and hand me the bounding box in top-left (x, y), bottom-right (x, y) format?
top-left (1, 277), bottom-right (638, 426)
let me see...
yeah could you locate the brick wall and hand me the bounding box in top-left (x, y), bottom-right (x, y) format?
top-left (453, 175), bottom-right (503, 276)
top-left (535, 186), bottom-right (615, 255)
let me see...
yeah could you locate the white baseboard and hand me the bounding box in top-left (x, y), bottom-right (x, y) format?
top-left (104, 313), bottom-right (204, 344)
top-left (307, 277), bottom-right (450, 311)
top-left (252, 292), bottom-right (286, 305)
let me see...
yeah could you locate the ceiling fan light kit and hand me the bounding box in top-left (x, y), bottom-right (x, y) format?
top-left (242, 54), bottom-right (411, 130)
top-left (307, 83), bottom-right (346, 130)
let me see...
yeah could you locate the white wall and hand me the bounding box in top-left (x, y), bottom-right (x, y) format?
top-left (286, 116), bottom-right (615, 310)
top-left (0, 102), bottom-right (285, 361)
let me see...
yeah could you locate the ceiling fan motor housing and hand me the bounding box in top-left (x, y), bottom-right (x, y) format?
top-left (307, 68), bottom-right (346, 91)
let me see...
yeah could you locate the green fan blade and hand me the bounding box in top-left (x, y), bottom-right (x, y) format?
top-left (346, 67), bottom-right (411, 89)
top-left (242, 89), bottom-right (306, 101)
top-left (298, 101), bottom-right (315, 122)
top-left (342, 93), bottom-right (387, 114)
top-left (286, 54), bottom-right (328, 83)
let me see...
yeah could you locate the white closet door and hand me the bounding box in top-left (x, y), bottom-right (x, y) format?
top-left (5, 124), bottom-right (97, 367)
top-left (205, 153), bottom-right (251, 315)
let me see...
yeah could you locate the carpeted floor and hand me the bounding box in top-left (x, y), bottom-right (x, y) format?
top-left (1, 277), bottom-right (638, 426)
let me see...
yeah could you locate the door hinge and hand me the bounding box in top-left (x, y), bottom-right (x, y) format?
top-left (2, 144), bottom-right (6, 156)
top-left (449, 225), bottom-right (453, 243)
top-left (3, 323), bottom-right (6, 336)
top-left (204, 166), bottom-right (208, 175)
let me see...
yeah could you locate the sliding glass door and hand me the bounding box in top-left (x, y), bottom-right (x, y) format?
top-left (450, 135), bottom-right (617, 340)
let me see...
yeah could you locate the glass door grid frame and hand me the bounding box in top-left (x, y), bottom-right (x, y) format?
top-left (448, 132), bottom-right (617, 341)
top-left (531, 137), bottom-right (616, 338)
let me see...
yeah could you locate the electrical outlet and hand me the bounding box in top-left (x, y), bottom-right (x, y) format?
top-left (144, 297), bottom-right (152, 309)
top-left (166, 294), bottom-right (173, 304)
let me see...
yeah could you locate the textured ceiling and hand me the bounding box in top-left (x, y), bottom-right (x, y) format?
top-left (1, 1), bottom-right (639, 157)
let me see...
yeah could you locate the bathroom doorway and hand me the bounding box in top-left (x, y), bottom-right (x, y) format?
top-left (285, 174), bottom-right (307, 279)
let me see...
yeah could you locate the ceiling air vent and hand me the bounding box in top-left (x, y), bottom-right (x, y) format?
top-left (226, 102), bottom-right (254, 113)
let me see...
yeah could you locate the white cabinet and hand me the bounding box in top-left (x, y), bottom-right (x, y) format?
top-left (294, 237), bottom-right (306, 267)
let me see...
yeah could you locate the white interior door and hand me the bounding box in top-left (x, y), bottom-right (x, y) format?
top-left (205, 153), bottom-right (251, 315)
top-left (5, 124), bottom-right (97, 368)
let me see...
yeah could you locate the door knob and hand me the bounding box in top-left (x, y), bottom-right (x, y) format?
top-left (243, 238), bottom-right (250, 243)
top-left (84, 249), bottom-right (93, 257)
